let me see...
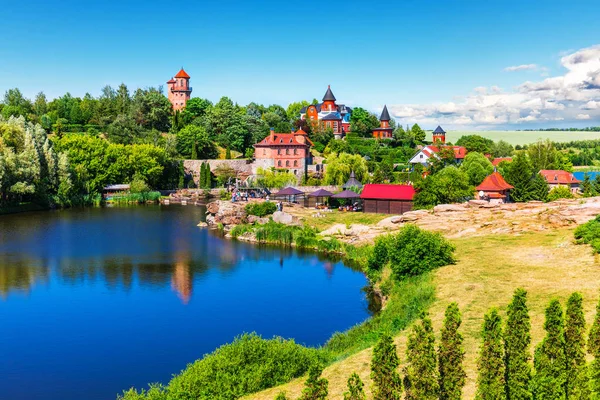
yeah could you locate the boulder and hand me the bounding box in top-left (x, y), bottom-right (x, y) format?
top-left (433, 204), bottom-right (467, 213)
top-left (272, 211), bottom-right (294, 225)
top-left (206, 201), bottom-right (220, 214)
top-left (468, 200), bottom-right (488, 208)
top-left (197, 221), bottom-right (208, 228)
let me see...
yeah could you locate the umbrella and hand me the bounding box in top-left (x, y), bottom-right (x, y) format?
top-left (273, 186), bottom-right (304, 203)
top-left (332, 190), bottom-right (360, 199)
top-left (308, 188), bottom-right (334, 209)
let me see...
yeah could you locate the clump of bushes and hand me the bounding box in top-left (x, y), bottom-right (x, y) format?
top-left (368, 224), bottom-right (455, 280)
top-left (574, 215), bottom-right (600, 253)
top-left (547, 185), bottom-right (574, 202)
top-left (245, 201), bottom-right (277, 217)
top-left (119, 333), bottom-right (323, 400)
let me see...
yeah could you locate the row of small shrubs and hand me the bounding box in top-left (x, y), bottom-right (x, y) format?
top-left (245, 201), bottom-right (277, 217)
top-left (368, 224), bottom-right (456, 281)
top-left (119, 333), bottom-right (323, 400)
top-left (574, 214), bottom-right (600, 253)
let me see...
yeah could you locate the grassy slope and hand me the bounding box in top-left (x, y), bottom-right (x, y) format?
top-left (436, 130), bottom-right (600, 146)
top-left (248, 226), bottom-right (600, 399)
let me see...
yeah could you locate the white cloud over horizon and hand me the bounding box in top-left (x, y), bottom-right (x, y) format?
top-left (389, 44), bottom-right (600, 129)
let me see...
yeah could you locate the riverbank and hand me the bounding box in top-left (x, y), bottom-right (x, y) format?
top-left (0, 202), bottom-right (49, 215)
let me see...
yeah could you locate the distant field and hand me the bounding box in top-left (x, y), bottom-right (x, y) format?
top-left (434, 130), bottom-right (600, 146)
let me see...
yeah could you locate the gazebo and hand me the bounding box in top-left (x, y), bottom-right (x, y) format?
top-left (343, 171), bottom-right (363, 190)
top-left (273, 186), bottom-right (304, 202)
top-left (332, 189), bottom-right (361, 210)
top-left (307, 188), bottom-right (334, 209)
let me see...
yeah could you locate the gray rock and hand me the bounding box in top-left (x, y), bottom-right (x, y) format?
top-left (272, 211), bottom-right (294, 225)
top-left (433, 204), bottom-right (466, 213)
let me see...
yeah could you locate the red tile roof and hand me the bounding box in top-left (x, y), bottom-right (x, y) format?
top-left (492, 157), bottom-right (512, 166)
top-left (360, 184), bottom-right (416, 201)
top-left (427, 145), bottom-right (467, 159)
top-left (539, 170), bottom-right (580, 185)
top-left (174, 68), bottom-right (190, 79)
top-left (476, 172), bottom-right (514, 191)
top-left (167, 78), bottom-right (176, 84)
top-left (254, 132), bottom-right (314, 147)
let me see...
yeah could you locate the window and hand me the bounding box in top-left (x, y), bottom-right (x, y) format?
top-left (286, 149), bottom-right (290, 155)
top-left (420, 154), bottom-right (423, 159)
top-left (286, 160), bottom-right (290, 167)
top-left (294, 148), bottom-right (297, 155)
top-left (263, 149), bottom-right (266, 155)
top-left (294, 160), bottom-right (298, 167)
top-left (278, 149), bottom-right (281, 155)
top-left (278, 160), bottom-right (282, 167)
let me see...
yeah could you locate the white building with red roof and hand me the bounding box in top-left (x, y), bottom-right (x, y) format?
top-left (475, 171), bottom-right (514, 204)
top-left (539, 170), bottom-right (581, 193)
top-left (253, 128), bottom-right (313, 175)
top-left (409, 144), bottom-right (467, 167)
top-left (167, 68), bottom-right (192, 110)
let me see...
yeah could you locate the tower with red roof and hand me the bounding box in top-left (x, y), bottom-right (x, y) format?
top-left (167, 68), bottom-right (192, 110)
top-left (372, 105), bottom-right (394, 139)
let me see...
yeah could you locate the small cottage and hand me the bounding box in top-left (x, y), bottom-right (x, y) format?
top-left (475, 172), bottom-right (514, 204)
top-left (360, 184), bottom-right (415, 214)
top-left (539, 170), bottom-right (581, 194)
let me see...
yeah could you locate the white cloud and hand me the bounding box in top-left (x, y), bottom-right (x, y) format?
top-left (388, 44), bottom-right (600, 128)
top-left (504, 64), bottom-right (539, 72)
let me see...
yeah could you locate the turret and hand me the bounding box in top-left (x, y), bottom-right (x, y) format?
top-left (432, 125), bottom-right (446, 144)
top-left (321, 85), bottom-right (337, 112)
top-left (167, 68), bottom-right (192, 111)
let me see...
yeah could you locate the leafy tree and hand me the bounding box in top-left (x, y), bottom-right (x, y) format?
top-left (504, 152), bottom-right (533, 202)
top-left (372, 161), bottom-right (394, 183)
top-left (323, 153), bottom-right (368, 185)
top-left (439, 303), bottom-right (466, 400)
top-left (299, 363), bottom-right (328, 400)
top-left (532, 299), bottom-right (566, 400)
top-left (504, 288), bottom-right (532, 400)
top-left (255, 168), bottom-right (296, 189)
top-left (588, 294), bottom-right (600, 398)
top-left (371, 334), bottom-right (402, 400)
top-left (456, 134), bottom-right (494, 154)
top-left (429, 146), bottom-right (459, 173)
top-left (404, 315), bottom-right (439, 400)
top-left (528, 140), bottom-right (572, 172)
top-left (581, 173), bottom-right (596, 197)
top-left (130, 87), bottom-right (172, 132)
top-left (460, 152), bottom-right (494, 186)
top-left (344, 373), bottom-right (366, 400)
top-left (547, 186), bottom-right (573, 201)
top-left (350, 107), bottom-right (380, 137)
top-left (565, 292), bottom-right (590, 399)
top-left (182, 97), bottom-right (212, 122)
top-left (529, 173), bottom-right (549, 202)
top-left (191, 141), bottom-right (198, 159)
top-left (107, 114), bottom-right (141, 145)
top-left (491, 140), bottom-right (514, 157)
top-left (476, 309), bottom-right (506, 400)
top-left (286, 100), bottom-right (310, 121)
top-left (274, 392), bottom-right (288, 400)
top-left (176, 125), bottom-right (218, 159)
top-left (413, 166), bottom-right (473, 208)
top-left (411, 123), bottom-right (426, 142)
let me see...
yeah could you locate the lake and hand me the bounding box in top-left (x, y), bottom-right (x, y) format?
top-left (0, 205), bottom-right (370, 400)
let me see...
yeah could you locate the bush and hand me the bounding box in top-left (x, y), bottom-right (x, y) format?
top-left (574, 215), bottom-right (600, 253)
top-left (368, 225), bottom-right (455, 280)
top-left (245, 201), bottom-right (277, 217)
top-left (119, 333), bottom-right (322, 400)
top-left (547, 186), bottom-right (574, 202)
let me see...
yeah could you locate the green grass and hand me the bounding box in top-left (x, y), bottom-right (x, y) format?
top-left (436, 130), bottom-right (600, 146)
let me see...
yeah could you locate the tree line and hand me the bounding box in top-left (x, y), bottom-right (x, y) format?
top-left (277, 289), bottom-right (600, 400)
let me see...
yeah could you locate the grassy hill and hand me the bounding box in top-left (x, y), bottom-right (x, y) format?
top-left (434, 130), bottom-right (600, 146)
top-left (247, 226), bottom-right (600, 399)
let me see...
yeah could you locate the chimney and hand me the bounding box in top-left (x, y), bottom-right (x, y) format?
top-left (270, 128), bottom-right (275, 141)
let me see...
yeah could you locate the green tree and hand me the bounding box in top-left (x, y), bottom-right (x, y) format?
top-left (404, 315), bottom-right (439, 400)
top-left (191, 141), bottom-right (198, 159)
top-left (588, 295), bottom-right (600, 398)
top-left (286, 100), bottom-right (310, 121)
top-left (413, 166), bottom-right (473, 208)
top-left (323, 153), bottom-right (368, 185)
top-left (504, 288), bottom-right (532, 400)
top-left (582, 173), bottom-right (596, 197)
top-left (532, 299), bottom-right (566, 400)
top-left (349, 107), bottom-right (380, 137)
top-left (456, 134), bottom-right (494, 154)
top-left (176, 125), bottom-right (218, 159)
top-left (460, 152), bottom-right (494, 186)
top-left (476, 309), bottom-right (506, 400)
top-left (106, 114), bottom-right (141, 145)
top-left (299, 363), bottom-right (328, 400)
top-left (504, 152), bottom-right (533, 202)
top-left (439, 303), bottom-right (466, 400)
top-left (372, 161), bottom-right (394, 183)
top-left (491, 140), bottom-right (515, 157)
top-left (411, 123), bottom-right (426, 142)
top-left (565, 292), bottom-right (590, 399)
top-left (547, 186), bottom-right (573, 201)
top-left (343, 373), bottom-right (366, 400)
top-left (529, 173), bottom-right (549, 202)
top-left (371, 334), bottom-right (402, 400)
top-left (130, 87), bottom-right (173, 132)
top-left (274, 392), bottom-right (288, 400)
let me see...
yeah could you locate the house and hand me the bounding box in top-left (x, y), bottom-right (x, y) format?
top-left (360, 184), bottom-right (415, 214)
top-left (409, 144), bottom-right (467, 167)
top-left (253, 128), bottom-right (313, 176)
top-left (475, 172), bottom-right (514, 204)
top-left (539, 170), bottom-right (581, 194)
top-left (167, 68), bottom-right (192, 110)
top-left (372, 105), bottom-right (394, 139)
top-left (300, 86), bottom-right (352, 139)
top-left (492, 157), bottom-right (512, 167)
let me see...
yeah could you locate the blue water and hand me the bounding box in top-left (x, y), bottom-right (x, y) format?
top-left (573, 171), bottom-right (600, 181)
top-left (0, 205), bottom-right (370, 400)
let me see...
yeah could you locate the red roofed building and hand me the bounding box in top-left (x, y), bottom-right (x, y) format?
top-left (372, 105), bottom-right (394, 139)
top-left (167, 68), bottom-right (192, 110)
top-left (492, 157), bottom-right (512, 166)
top-left (409, 143), bottom-right (467, 167)
top-left (475, 172), bottom-right (514, 204)
top-left (539, 170), bottom-right (581, 193)
top-left (360, 184), bottom-right (415, 214)
top-left (254, 128), bottom-right (313, 175)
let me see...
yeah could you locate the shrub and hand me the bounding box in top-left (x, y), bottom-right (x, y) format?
top-left (245, 201), bottom-right (277, 217)
top-left (574, 215), bottom-right (600, 253)
top-left (119, 333), bottom-right (322, 400)
top-left (219, 189), bottom-right (232, 200)
top-left (547, 186), bottom-right (574, 201)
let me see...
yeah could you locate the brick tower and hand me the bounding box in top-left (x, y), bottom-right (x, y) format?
top-left (432, 125), bottom-right (446, 144)
top-left (167, 68), bottom-right (192, 110)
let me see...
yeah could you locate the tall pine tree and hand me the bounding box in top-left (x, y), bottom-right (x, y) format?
top-left (505, 152), bottom-right (533, 202)
top-left (343, 372), bottom-right (366, 400)
top-left (589, 295), bottom-right (600, 398)
top-left (476, 309), bottom-right (506, 400)
top-left (565, 292), bottom-right (590, 399)
top-left (404, 315), bottom-right (439, 400)
top-left (438, 303), bottom-right (466, 400)
top-left (370, 334), bottom-right (402, 400)
top-left (532, 299), bottom-right (566, 400)
top-left (299, 363), bottom-right (328, 400)
top-left (504, 288), bottom-right (532, 400)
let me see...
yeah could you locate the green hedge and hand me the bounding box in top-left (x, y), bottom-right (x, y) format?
top-left (574, 215), bottom-right (600, 253)
top-left (245, 201), bottom-right (277, 217)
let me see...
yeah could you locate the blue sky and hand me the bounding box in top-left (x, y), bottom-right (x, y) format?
top-left (1, 0), bottom-right (599, 129)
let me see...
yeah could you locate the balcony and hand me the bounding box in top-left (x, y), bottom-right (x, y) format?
top-left (170, 86), bottom-right (192, 92)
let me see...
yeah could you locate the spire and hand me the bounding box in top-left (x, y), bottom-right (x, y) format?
top-left (322, 85), bottom-right (336, 101)
top-left (433, 125), bottom-right (446, 134)
top-left (379, 105), bottom-right (391, 121)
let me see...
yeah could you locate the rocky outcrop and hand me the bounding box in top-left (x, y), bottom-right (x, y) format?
top-left (204, 200), bottom-right (248, 228)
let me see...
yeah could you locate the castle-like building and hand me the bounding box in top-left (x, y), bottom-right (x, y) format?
top-left (300, 86), bottom-right (352, 139)
top-left (167, 68), bottom-right (192, 110)
top-left (372, 105), bottom-right (393, 139)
